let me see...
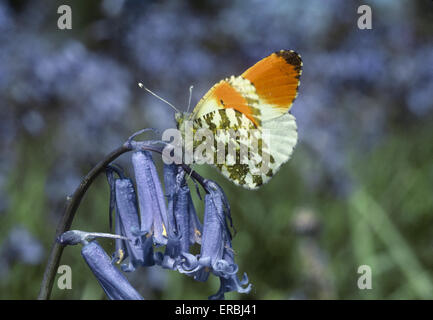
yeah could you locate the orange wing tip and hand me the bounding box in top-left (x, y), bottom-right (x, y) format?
top-left (274, 49), bottom-right (303, 75)
top-left (275, 50), bottom-right (303, 102)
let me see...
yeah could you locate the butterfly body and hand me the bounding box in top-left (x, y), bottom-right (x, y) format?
top-left (176, 50), bottom-right (302, 189)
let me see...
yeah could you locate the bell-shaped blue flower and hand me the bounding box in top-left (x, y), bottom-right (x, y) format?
top-left (163, 165), bottom-right (202, 247)
top-left (155, 164), bottom-right (202, 270)
top-left (58, 230), bottom-right (143, 300)
top-left (187, 187), bottom-right (203, 246)
top-left (177, 186), bottom-right (227, 280)
top-left (106, 165), bottom-right (155, 271)
top-left (154, 164), bottom-right (180, 269)
top-left (132, 151), bottom-right (168, 246)
top-left (162, 163), bottom-right (179, 239)
top-left (81, 241), bottom-right (144, 300)
top-left (113, 178), bottom-right (154, 271)
top-left (177, 179), bottom-right (251, 297)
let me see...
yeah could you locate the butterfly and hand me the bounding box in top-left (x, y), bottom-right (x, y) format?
top-left (142, 50), bottom-right (302, 189)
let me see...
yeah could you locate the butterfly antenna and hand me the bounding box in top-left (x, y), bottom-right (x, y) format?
top-left (186, 85), bottom-right (194, 114)
top-left (138, 82), bottom-right (180, 113)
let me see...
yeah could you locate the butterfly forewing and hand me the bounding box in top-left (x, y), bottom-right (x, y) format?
top-left (181, 49), bottom-right (302, 189)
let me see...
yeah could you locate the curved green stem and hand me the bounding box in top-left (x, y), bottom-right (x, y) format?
top-left (38, 144), bottom-right (131, 299)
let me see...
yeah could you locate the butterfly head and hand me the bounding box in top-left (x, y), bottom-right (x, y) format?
top-left (174, 111), bottom-right (190, 130)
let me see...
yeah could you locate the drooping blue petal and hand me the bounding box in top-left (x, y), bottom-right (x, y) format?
top-left (152, 164), bottom-right (180, 270)
top-left (199, 192), bottom-right (226, 266)
top-left (188, 190), bottom-right (202, 245)
top-left (163, 163), bottom-right (179, 238)
top-left (113, 204), bottom-right (128, 263)
top-left (179, 252), bottom-right (199, 270)
top-left (209, 237), bottom-right (251, 299)
top-left (206, 180), bottom-right (233, 241)
top-left (163, 164), bottom-right (178, 198)
top-left (105, 166), bottom-right (131, 265)
top-left (159, 165), bottom-right (203, 270)
top-left (175, 184), bottom-right (192, 253)
top-left (176, 189), bottom-right (224, 280)
top-left (160, 236), bottom-right (181, 270)
top-left (177, 253), bottom-right (210, 282)
top-left (81, 241), bottom-right (144, 300)
top-left (132, 151), bottom-right (168, 246)
top-left (139, 233), bottom-right (155, 266)
top-left (160, 182), bottom-right (201, 270)
top-left (209, 272), bottom-right (251, 300)
top-left (114, 178), bottom-right (154, 271)
top-left (115, 179), bottom-right (140, 240)
top-left (213, 258), bottom-right (238, 277)
top-left (176, 179), bottom-right (251, 296)
top-left (106, 164), bottom-right (127, 232)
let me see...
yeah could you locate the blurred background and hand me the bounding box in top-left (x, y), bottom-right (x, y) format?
top-left (1, 0), bottom-right (433, 299)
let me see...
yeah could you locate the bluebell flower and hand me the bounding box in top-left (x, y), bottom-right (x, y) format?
top-left (60, 146), bottom-right (250, 299)
top-left (177, 179), bottom-right (251, 298)
top-left (155, 164), bottom-right (202, 270)
top-left (132, 150), bottom-right (168, 246)
top-left (114, 178), bottom-right (155, 270)
top-left (187, 187), bottom-right (203, 246)
top-left (81, 241), bottom-right (144, 300)
top-left (163, 164), bottom-right (202, 244)
top-left (177, 184), bottom-right (228, 278)
top-left (161, 163), bottom-right (179, 240)
top-left (58, 230), bottom-right (143, 300)
top-left (154, 163), bottom-right (181, 269)
top-left (205, 182), bottom-right (251, 299)
top-left (174, 176), bottom-right (202, 253)
top-left (106, 166), bottom-right (154, 271)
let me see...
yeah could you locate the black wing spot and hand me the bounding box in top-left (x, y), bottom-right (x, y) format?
top-left (275, 50), bottom-right (303, 73)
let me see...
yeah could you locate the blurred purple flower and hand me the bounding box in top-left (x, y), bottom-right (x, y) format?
top-left (1, 226), bottom-right (44, 265)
